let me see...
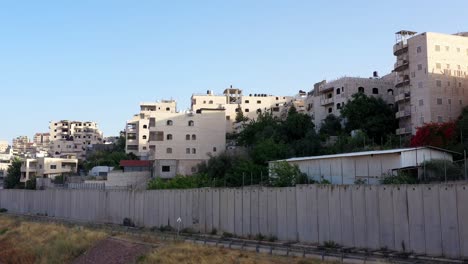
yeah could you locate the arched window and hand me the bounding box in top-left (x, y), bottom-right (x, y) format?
top-left (372, 88), bottom-right (379, 94)
top-left (167, 134), bottom-right (173, 140)
top-left (387, 89), bottom-right (394, 95)
top-left (166, 148), bottom-right (172, 154)
top-left (336, 103), bottom-right (341, 109)
top-left (328, 107), bottom-right (332, 113)
top-left (213, 147), bottom-right (217, 152)
top-left (192, 134), bottom-right (196, 140)
top-left (209, 100), bottom-right (213, 104)
top-left (142, 135), bottom-right (147, 140)
top-left (336, 88), bottom-right (341, 95)
top-left (186, 134), bottom-right (190, 140)
top-left (143, 125), bottom-right (148, 129)
top-left (188, 120), bottom-right (194, 126)
top-left (166, 120), bottom-right (173, 126)
top-left (358, 87), bottom-right (364, 93)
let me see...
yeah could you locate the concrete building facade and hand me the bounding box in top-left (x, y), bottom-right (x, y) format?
top-left (393, 31), bottom-right (468, 135)
top-left (49, 120), bottom-right (103, 160)
top-left (191, 87), bottom-right (294, 133)
top-left (20, 157), bottom-right (78, 182)
top-left (307, 73), bottom-right (395, 129)
top-left (126, 101), bottom-right (226, 178)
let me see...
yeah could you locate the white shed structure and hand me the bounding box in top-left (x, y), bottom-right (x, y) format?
top-left (270, 147), bottom-right (453, 184)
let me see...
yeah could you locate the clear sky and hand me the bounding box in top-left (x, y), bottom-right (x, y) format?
top-left (1, 1), bottom-right (467, 143)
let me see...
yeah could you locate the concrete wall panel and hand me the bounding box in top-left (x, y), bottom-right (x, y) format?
top-left (276, 188), bottom-right (287, 240)
top-left (205, 189), bottom-right (213, 233)
top-left (439, 185), bottom-right (460, 258)
top-left (286, 187), bottom-right (297, 241)
top-left (340, 186), bottom-right (354, 247)
top-left (258, 188), bottom-right (269, 236)
top-left (234, 189), bottom-right (243, 236)
top-left (317, 185), bottom-right (330, 243)
top-left (250, 188), bottom-right (259, 236)
top-left (267, 188), bottom-right (277, 236)
top-left (351, 186), bottom-right (366, 248)
top-left (378, 186), bottom-right (395, 250)
top-left (242, 189), bottom-right (251, 237)
top-left (422, 185), bottom-right (443, 256)
top-left (457, 185), bottom-right (468, 258)
top-left (328, 186), bottom-right (342, 244)
top-left (407, 185), bottom-right (426, 254)
top-left (212, 189), bottom-right (220, 231)
top-left (365, 186), bottom-right (380, 249)
top-left (392, 186), bottom-right (410, 252)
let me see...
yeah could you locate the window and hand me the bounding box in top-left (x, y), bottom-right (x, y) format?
top-left (50, 165), bottom-right (57, 170)
top-left (213, 147), bottom-right (217, 152)
top-left (358, 87), bottom-right (364, 93)
top-left (372, 88), bottom-right (379, 94)
top-left (460, 100), bottom-right (463, 105)
top-left (209, 100), bottom-right (213, 104)
top-left (418, 82), bottom-right (423, 89)
top-left (417, 64), bottom-right (422, 71)
top-left (186, 148), bottom-right (190, 154)
top-left (188, 120), bottom-right (194, 126)
top-left (245, 109), bottom-right (249, 112)
top-left (166, 120), bottom-right (173, 126)
top-left (162, 166), bottom-right (171, 172)
top-left (186, 134), bottom-right (190, 140)
top-left (167, 134), bottom-right (173, 140)
top-left (420, 117), bottom-right (424, 124)
top-left (142, 147), bottom-right (147, 150)
top-left (448, 99), bottom-right (451, 105)
top-left (336, 88), bottom-right (341, 95)
top-left (257, 100), bottom-right (261, 104)
top-left (166, 107), bottom-right (170, 111)
top-left (417, 46), bottom-right (422, 53)
top-left (436, 80), bottom-right (442, 87)
top-left (166, 148), bottom-right (172, 154)
top-left (192, 148), bottom-right (196, 154)
top-left (435, 45), bottom-right (440, 51)
top-left (411, 72), bottom-right (416, 78)
top-left (438, 116), bottom-right (443, 123)
top-left (336, 103), bottom-right (341, 109)
top-left (142, 135), bottom-right (147, 140)
top-left (328, 107), bottom-right (332, 113)
top-left (245, 100), bottom-right (249, 103)
top-left (256, 109), bottom-right (262, 114)
top-left (226, 116), bottom-right (230, 120)
top-left (436, 63), bottom-right (441, 69)
top-left (419, 99), bottom-right (424, 106)
top-left (387, 89), bottom-right (394, 95)
top-left (192, 134), bottom-right (196, 140)
top-left (437, 98), bottom-right (443, 105)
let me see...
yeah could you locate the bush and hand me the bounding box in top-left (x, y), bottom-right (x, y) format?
top-left (421, 159), bottom-right (463, 182)
top-left (323, 240), bottom-right (339, 248)
top-left (53, 175), bottom-right (65, 184)
top-left (380, 172), bottom-right (417, 184)
top-left (25, 177), bottom-right (37, 190)
top-left (122, 217), bottom-right (135, 227)
top-left (0, 208), bottom-right (7, 213)
top-left (267, 235), bottom-right (277, 242)
top-left (354, 178), bottom-right (367, 185)
top-left (159, 225), bottom-right (174, 232)
top-left (221, 232), bottom-right (235, 239)
top-left (269, 161), bottom-right (307, 187)
top-left (254, 233), bottom-right (265, 241)
top-left (210, 228), bottom-right (217, 235)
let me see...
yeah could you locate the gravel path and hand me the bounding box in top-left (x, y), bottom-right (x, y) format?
top-left (73, 237), bottom-right (152, 264)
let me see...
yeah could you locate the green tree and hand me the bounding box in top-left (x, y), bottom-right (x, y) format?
top-left (4, 158), bottom-right (22, 189)
top-left (25, 177), bottom-right (36, 190)
top-left (340, 93), bottom-right (396, 141)
top-left (319, 114), bottom-right (342, 136)
top-left (269, 161), bottom-right (308, 187)
top-left (235, 106), bottom-right (249, 123)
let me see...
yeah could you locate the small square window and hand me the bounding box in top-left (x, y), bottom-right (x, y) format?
top-left (162, 166), bottom-right (170, 172)
top-left (416, 46), bottom-right (422, 53)
top-left (257, 100), bottom-right (261, 104)
top-left (437, 98), bottom-right (443, 105)
top-left (245, 100), bottom-right (249, 103)
top-left (417, 64), bottom-right (422, 71)
top-left (419, 99), bottom-right (423, 106)
top-left (436, 80), bottom-right (442, 87)
top-left (186, 148), bottom-right (190, 154)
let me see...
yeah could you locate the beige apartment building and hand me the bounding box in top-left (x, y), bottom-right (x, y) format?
top-left (393, 31), bottom-right (468, 135)
top-left (20, 157), bottom-right (78, 182)
top-left (191, 87), bottom-right (294, 133)
top-left (49, 120), bottom-right (103, 160)
top-left (12, 136), bottom-right (35, 156)
top-left (0, 141), bottom-right (12, 180)
top-left (126, 100), bottom-right (226, 178)
top-left (307, 73), bottom-right (396, 129)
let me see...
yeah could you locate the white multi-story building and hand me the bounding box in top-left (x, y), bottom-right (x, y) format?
top-left (20, 157), bottom-right (78, 182)
top-left (0, 141), bottom-right (12, 181)
top-left (125, 100), bottom-right (226, 178)
top-left (393, 30), bottom-right (468, 135)
top-left (49, 120), bottom-right (103, 160)
top-left (191, 87), bottom-right (294, 133)
top-left (307, 73), bottom-right (396, 129)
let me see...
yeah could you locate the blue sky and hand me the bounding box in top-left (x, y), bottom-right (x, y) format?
top-left (1, 1), bottom-right (467, 143)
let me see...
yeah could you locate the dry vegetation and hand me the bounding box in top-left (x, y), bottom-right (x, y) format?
top-left (138, 242), bottom-right (332, 264)
top-left (0, 215), bottom-right (106, 264)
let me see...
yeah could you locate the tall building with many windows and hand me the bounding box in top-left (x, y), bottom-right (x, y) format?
top-left (49, 120), bottom-right (103, 160)
top-left (393, 31), bottom-right (468, 135)
top-left (125, 100), bottom-right (226, 178)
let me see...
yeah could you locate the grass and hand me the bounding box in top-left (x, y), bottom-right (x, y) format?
top-left (0, 215), bottom-right (106, 264)
top-left (138, 242), bottom-right (334, 264)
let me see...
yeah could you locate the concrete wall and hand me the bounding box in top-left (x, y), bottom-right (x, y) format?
top-left (0, 184), bottom-right (467, 259)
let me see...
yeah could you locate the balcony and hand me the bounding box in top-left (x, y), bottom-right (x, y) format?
top-left (395, 110), bottom-right (411, 119)
top-left (393, 42), bottom-right (408, 56)
top-left (395, 75), bottom-right (410, 88)
top-left (394, 92), bottom-right (411, 102)
top-left (320, 97), bottom-right (334, 106)
top-left (394, 59), bottom-right (409, 72)
top-left (396, 127), bottom-right (412, 135)
top-left (319, 86), bottom-right (334, 93)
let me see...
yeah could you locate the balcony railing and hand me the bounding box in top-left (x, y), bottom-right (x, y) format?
top-left (393, 42), bottom-right (408, 56)
top-left (395, 110), bottom-right (411, 119)
top-left (320, 97), bottom-right (334, 106)
top-left (396, 127), bottom-right (412, 135)
top-left (394, 60), bottom-right (409, 72)
top-left (395, 75), bottom-right (410, 88)
top-left (394, 92), bottom-right (411, 102)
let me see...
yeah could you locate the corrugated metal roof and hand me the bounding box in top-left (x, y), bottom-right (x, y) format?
top-left (273, 147), bottom-right (451, 163)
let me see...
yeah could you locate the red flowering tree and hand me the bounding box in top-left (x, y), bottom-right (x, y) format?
top-left (410, 121), bottom-right (457, 147)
